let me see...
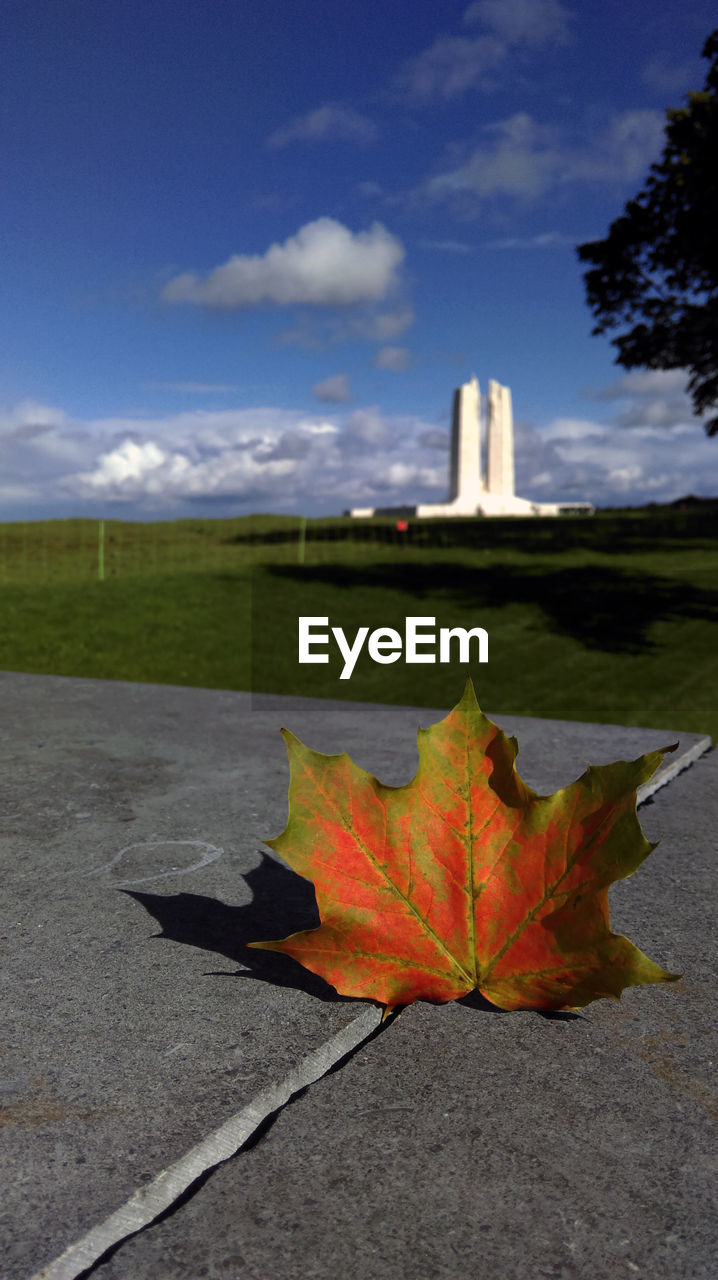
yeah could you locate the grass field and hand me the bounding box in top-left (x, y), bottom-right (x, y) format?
top-left (0, 507), bottom-right (716, 740)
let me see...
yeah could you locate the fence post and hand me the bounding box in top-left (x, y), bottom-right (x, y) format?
top-left (98, 519), bottom-right (105, 581)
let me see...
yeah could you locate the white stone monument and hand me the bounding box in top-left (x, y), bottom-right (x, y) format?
top-left (448, 376), bottom-right (482, 511)
top-left (486, 379), bottom-right (514, 500)
top-left (350, 374), bottom-right (593, 518)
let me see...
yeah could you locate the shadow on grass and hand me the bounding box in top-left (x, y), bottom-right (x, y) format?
top-left (260, 561), bottom-right (718, 654)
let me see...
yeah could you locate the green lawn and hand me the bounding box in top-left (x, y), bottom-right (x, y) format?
top-left (0, 510), bottom-right (716, 740)
top-left (0, 571), bottom-right (251, 690)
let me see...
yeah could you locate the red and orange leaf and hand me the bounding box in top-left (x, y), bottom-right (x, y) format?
top-left (249, 681), bottom-right (681, 1014)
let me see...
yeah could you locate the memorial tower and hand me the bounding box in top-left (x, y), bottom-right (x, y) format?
top-left (349, 372), bottom-right (593, 518)
top-left (448, 375), bottom-right (482, 508)
top-left (486, 379), bottom-right (514, 498)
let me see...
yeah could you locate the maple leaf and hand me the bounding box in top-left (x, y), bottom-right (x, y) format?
top-left (249, 681), bottom-right (681, 1015)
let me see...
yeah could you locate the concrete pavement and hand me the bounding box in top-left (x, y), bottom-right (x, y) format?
top-left (1, 673), bottom-right (714, 1279)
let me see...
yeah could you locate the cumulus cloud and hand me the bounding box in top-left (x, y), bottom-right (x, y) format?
top-left (2, 374), bottom-right (715, 521)
top-left (427, 113), bottom-right (560, 201)
top-left (278, 302), bottom-right (415, 350)
top-left (513, 366), bottom-right (716, 505)
top-left (586, 368), bottom-right (699, 429)
top-left (267, 103), bottom-right (377, 148)
top-left (419, 429), bottom-right (451, 450)
top-left (464, 0), bottom-right (572, 44)
top-left (339, 407), bottom-right (395, 453)
top-left (0, 399), bottom-right (89, 483)
top-left (68, 406), bottom-right (447, 508)
top-left (0, 398), bottom-right (69, 436)
top-left (374, 346), bottom-right (412, 371)
top-left (77, 440), bottom-right (192, 494)
top-left (531, 422), bottom-right (710, 503)
top-left (397, 33), bottom-right (506, 100)
top-left (591, 369), bottom-right (689, 400)
top-left (516, 413), bottom-right (716, 507)
top-left (350, 305), bottom-right (415, 341)
top-left (397, 0), bottom-right (572, 100)
top-left (162, 218), bottom-right (405, 310)
top-left (0, 399), bottom-right (448, 516)
top-left (540, 418), bottom-right (610, 442)
top-left (312, 373), bottom-right (351, 403)
top-left (424, 109), bottom-right (665, 208)
top-left (642, 57), bottom-right (695, 96)
top-left (569, 110), bottom-right (666, 184)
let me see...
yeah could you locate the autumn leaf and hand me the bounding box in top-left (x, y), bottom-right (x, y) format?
top-left (249, 680), bottom-right (681, 1014)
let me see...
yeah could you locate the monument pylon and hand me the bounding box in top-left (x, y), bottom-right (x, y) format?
top-left (486, 379), bottom-right (514, 498)
top-left (449, 375), bottom-right (482, 509)
top-left (348, 372), bottom-right (593, 519)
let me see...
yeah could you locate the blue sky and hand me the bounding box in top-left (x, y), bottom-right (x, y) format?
top-left (2, 0), bottom-right (717, 520)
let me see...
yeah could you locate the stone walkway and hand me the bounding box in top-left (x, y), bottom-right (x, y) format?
top-left (1, 673), bottom-right (714, 1279)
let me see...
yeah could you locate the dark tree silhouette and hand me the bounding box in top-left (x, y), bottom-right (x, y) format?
top-left (577, 30), bottom-right (718, 435)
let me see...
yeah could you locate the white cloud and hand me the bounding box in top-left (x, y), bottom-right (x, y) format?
top-left (312, 373), bottom-right (351, 403)
top-left (425, 109), bottom-right (665, 207)
top-left (485, 231), bottom-right (573, 249)
top-left (570, 110), bottom-right (665, 184)
top-left (0, 399), bottom-right (89, 482)
top-left (268, 104), bottom-right (377, 148)
top-left (419, 428), bottom-right (451, 450)
top-left (397, 33), bottom-right (506, 100)
top-left (356, 180), bottom-right (384, 198)
top-left (162, 218), bottom-right (405, 310)
top-left (352, 305), bottom-right (415, 341)
top-left (76, 440), bottom-right (192, 494)
top-left (1, 375), bottom-right (715, 521)
top-left (339, 407), bottom-right (394, 453)
top-left (304, 421), bottom-right (340, 436)
top-left (0, 398), bottom-right (69, 435)
top-left (427, 113), bottom-right (559, 201)
top-left (642, 57), bottom-right (695, 96)
top-left (418, 239), bottom-right (473, 254)
top-left (277, 301), bottom-right (415, 350)
top-left (397, 0), bottom-right (572, 100)
top-left (374, 346), bottom-right (412, 371)
top-left (464, 0), bottom-right (572, 45)
top-left (540, 418), bottom-right (610, 442)
top-left (592, 369), bottom-right (689, 399)
top-left (586, 368), bottom-right (697, 429)
top-left (514, 365), bottom-right (716, 505)
top-left (0, 399), bottom-right (447, 515)
top-left (146, 382), bottom-right (239, 394)
top-left (516, 413), bottom-right (717, 507)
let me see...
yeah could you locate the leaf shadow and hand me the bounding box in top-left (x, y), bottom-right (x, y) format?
top-left (456, 991), bottom-right (585, 1020)
top-left (122, 851), bottom-right (356, 1005)
top-left (536, 1008), bottom-right (587, 1022)
top-left (124, 854), bottom-right (588, 1022)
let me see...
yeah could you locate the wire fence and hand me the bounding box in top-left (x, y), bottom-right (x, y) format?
top-left (0, 506), bottom-right (713, 585)
top-left (0, 517), bottom-right (412, 584)
top-left (0, 515), bottom-right (473, 585)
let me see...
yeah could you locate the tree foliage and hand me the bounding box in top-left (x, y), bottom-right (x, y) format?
top-left (577, 30), bottom-right (718, 435)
